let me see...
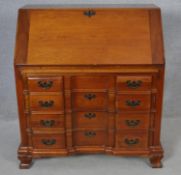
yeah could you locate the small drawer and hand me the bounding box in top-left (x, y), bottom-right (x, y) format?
top-left (71, 76), bottom-right (114, 90)
top-left (117, 76), bottom-right (152, 91)
top-left (117, 94), bottom-right (151, 111)
top-left (116, 131), bottom-right (148, 149)
top-left (116, 113), bottom-right (149, 130)
top-left (72, 92), bottom-right (108, 110)
top-left (28, 77), bottom-right (63, 92)
top-left (30, 114), bottom-right (64, 129)
top-left (30, 95), bottom-right (64, 112)
top-left (32, 134), bottom-right (65, 149)
top-left (73, 130), bottom-right (106, 146)
top-left (72, 112), bottom-right (108, 129)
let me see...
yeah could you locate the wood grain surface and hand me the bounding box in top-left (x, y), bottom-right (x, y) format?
top-left (14, 5), bottom-right (165, 169)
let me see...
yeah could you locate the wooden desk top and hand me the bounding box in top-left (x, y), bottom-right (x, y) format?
top-left (14, 5), bottom-right (164, 66)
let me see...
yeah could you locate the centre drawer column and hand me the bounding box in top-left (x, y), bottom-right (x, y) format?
top-left (68, 75), bottom-right (115, 152)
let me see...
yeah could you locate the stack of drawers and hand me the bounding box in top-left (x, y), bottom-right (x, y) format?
top-left (71, 76), bottom-right (114, 147)
top-left (25, 75), bottom-right (152, 151)
top-left (27, 77), bottom-right (66, 150)
top-left (17, 72), bottom-right (164, 168)
top-left (116, 76), bottom-right (152, 149)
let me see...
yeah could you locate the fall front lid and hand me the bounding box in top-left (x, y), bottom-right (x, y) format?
top-left (14, 5), bottom-right (164, 65)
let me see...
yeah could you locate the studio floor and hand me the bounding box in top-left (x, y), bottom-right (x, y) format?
top-left (0, 117), bottom-right (180, 175)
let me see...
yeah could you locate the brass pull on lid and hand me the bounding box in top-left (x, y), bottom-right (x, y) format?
top-left (84, 9), bottom-right (96, 17)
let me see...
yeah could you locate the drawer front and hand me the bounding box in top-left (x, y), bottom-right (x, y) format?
top-left (28, 77), bottom-right (63, 92)
top-left (73, 130), bottom-right (106, 146)
top-left (30, 114), bottom-right (64, 128)
top-left (116, 113), bottom-right (149, 130)
top-left (117, 94), bottom-right (151, 111)
top-left (72, 92), bottom-right (108, 110)
top-left (117, 76), bottom-right (152, 91)
top-left (30, 95), bottom-right (64, 112)
top-left (32, 134), bottom-right (65, 149)
top-left (72, 112), bottom-right (107, 129)
top-left (116, 132), bottom-right (148, 149)
top-left (71, 76), bottom-right (114, 90)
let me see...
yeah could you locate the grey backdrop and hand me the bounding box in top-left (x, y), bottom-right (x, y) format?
top-left (0, 0), bottom-right (181, 174)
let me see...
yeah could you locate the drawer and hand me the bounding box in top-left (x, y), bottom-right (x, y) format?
top-left (116, 131), bottom-right (148, 149)
top-left (28, 77), bottom-right (63, 92)
top-left (30, 114), bottom-right (64, 129)
top-left (117, 94), bottom-right (151, 111)
top-left (72, 92), bottom-right (108, 110)
top-left (116, 113), bottom-right (149, 130)
top-left (30, 95), bottom-right (64, 112)
top-left (72, 112), bottom-right (108, 129)
top-left (71, 76), bottom-right (114, 90)
top-left (73, 130), bottom-right (106, 146)
top-left (117, 76), bottom-right (152, 91)
top-left (32, 134), bottom-right (65, 149)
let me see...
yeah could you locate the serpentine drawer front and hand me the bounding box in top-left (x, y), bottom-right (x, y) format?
top-left (14, 4), bottom-right (165, 169)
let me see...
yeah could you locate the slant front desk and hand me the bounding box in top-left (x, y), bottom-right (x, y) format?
top-left (14, 4), bottom-right (165, 168)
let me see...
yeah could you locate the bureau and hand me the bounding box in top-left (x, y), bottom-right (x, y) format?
top-left (14, 4), bottom-right (165, 169)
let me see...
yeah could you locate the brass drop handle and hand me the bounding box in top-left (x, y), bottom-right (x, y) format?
top-left (40, 120), bottom-right (55, 127)
top-left (125, 138), bottom-right (139, 145)
top-left (84, 131), bottom-right (96, 138)
top-left (125, 120), bottom-right (140, 127)
top-left (126, 100), bottom-right (141, 107)
top-left (41, 139), bottom-right (56, 145)
top-left (84, 9), bottom-right (96, 17)
top-left (84, 113), bottom-right (96, 119)
top-left (84, 93), bottom-right (96, 100)
top-left (126, 80), bottom-right (142, 89)
top-left (38, 81), bottom-right (53, 89)
top-left (39, 100), bottom-right (54, 108)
